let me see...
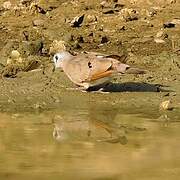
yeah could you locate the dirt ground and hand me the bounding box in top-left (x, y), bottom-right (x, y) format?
top-left (0, 0), bottom-right (179, 113)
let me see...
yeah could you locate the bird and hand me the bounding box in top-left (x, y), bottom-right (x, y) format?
top-left (52, 51), bottom-right (144, 91)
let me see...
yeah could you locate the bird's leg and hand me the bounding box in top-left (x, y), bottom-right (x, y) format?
top-left (66, 86), bottom-right (87, 92)
top-left (93, 88), bottom-right (110, 94)
top-left (88, 82), bottom-right (112, 93)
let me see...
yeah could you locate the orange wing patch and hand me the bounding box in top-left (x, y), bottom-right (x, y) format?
top-left (90, 70), bottom-right (113, 81)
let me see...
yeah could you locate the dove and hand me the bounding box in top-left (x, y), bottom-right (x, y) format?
top-left (53, 51), bottom-right (144, 90)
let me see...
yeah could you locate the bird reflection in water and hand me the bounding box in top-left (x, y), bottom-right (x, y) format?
top-left (52, 103), bottom-right (128, 144)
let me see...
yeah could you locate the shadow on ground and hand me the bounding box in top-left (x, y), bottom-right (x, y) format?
top-left (88, 82), bottom-right (171, 92)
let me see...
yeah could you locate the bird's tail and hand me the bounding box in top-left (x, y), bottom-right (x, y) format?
top-left (116, 63), bottom-right (146, 74)
top-left (116, 63), bottom-right (130, 74)
top-left (125, 67), bottom-right (146, 74)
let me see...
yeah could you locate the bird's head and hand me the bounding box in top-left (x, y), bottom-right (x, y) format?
top-left (53, 51), bottom-right (72, 69)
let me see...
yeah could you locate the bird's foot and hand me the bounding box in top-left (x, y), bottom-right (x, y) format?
top-left (91, 88), bottom-right (110, 94)
top-left (66, 86), bottom-right (110, 93)
top-left (66, 87), bottom-right (87, 93)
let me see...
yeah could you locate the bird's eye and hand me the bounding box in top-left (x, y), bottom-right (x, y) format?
top-left (55, 55), bottom-right (58, 62)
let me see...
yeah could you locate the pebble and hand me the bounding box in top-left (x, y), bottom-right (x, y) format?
top-left (154, 30), bottom-right (168, 43)
top-left (70, 14), bottom-right (84, 27)
top-left (7, 50), bottom-right (23, 65)
top-left (11, 50), bottom-right (20, 59)
top-left (20, 0), bottom-right (32, 5)
top-left (147, 8), bottom-right (158, 17)
top-left (101, 36), bottom-right (109, 43)
top-left (163, 22), bottom-right (175, 28)
top-left (154, 38), bottom-right (165, 43)
top-left (119, 25), bottom-right (126, 31)
top-left (103, 9), bottom-right (115, 14)
top-left (3, 1), bottom-right (12, 10)
top-left (120, 8), bottom-right (139, 21)
top-left (114, 3), bottom-right (125, 9)
top-left (76, 35), bottom-right (84, 43)
top-left (166, 0), bottom-right (176, 4)
top-left (32, 19), bottom-right (44, 27)
top-left (100, 1), bottom-right (111, 8)
top-left (86, 14), bottom-right (97, 23)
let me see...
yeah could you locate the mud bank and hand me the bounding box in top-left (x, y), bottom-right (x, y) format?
top-left (0, 0), bottom-right (179, 113)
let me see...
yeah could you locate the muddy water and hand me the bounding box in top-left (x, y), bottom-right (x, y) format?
top-left (0, 101), bottom-right (180, 180)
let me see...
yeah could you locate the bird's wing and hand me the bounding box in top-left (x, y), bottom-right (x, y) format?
top-left (82, 51), bottom-right (128, 63)
top-left (63, 54), bottom-right (114, 84)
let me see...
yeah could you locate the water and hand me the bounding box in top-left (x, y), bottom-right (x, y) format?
top-left (0, 103), bottom-right (180, 180)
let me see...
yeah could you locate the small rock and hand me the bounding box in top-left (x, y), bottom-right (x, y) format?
top-left (166, 0), bottom-right (176, 4)
top-left (41, 47), bottom-right (48, 54)
top-left (76, 35), bottom-right (84, 43)
top-left (101, 36), bottom-right (109, 43)
top-left (20, 0), bottom-right (32, 6)
top-left (160, 100), bottom-right (174, 111)
top-left (163, 22), bottom-right (175, 28)
top-left (154, 30), bottom-right (168, 43)
top-left (163, 93), bottom-right (170, 97)
top-left (88, 32), bottom-right (94, 37)
top-left (114, 4), bottom-right (125, 9)
top-left (30, 2), bottom-right (46, 14)
top-left (3, 1), bottom-right (12, 10)
top-left (73, 41), bottom-right (82, 49)
top-left (103, 9), bottom-right (115, 14)
top-left (147, 8), bottom-right (158, 17)
top-left (32, 19), bottom-right (44, 27)
top-left (100, 1), bottom-right (111, 8)
top-left (154, 38), bottom-right (166, 43)
top-left (98, 25), bottom-right (104, 31)
top-left (86, 14), bottom-right (97, 23)
top-left (11, 50), bottom-right (20, 59)
top-left (119, 25), bottom-right (126, 31)
top-left (7, 50), bottom-right (23, 65)
top-left (156, 30), bottom-right (168, 38)
top-left (70, 14), bottom-right (84, 27)
top-left (154, 38), bottom-right (165, 43)
top-left (6, 58), bottom-right (13, 65)
top-left (49, 40), bottom-right (66, 55)
top-left (120, 8), bottom-right (139, 22)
